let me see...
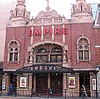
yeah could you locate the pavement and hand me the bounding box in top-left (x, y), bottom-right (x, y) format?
top-left (0, 96), bottom-right (99, 99)
top-left (0, 96), bottom-right (84, 99)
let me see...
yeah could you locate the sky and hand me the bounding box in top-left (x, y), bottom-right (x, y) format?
top-left (0, 0), bottom-right (100, 19)
top-left (0, 0), bottom-right (100, 61)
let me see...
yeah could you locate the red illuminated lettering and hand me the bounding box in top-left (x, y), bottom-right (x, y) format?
top-left (34, 30), bottom-right (41, 36)
top-left (44, 28), bottom-right (52, 35)
top-left (28, 30), bottom-right (32, 37)
top-left (49, 28), bottom-right (52, 35)
top-left (33, 28), bottom-right (68, 36)
top-left (62, 28), bottom-right (67, 35)
top-left (44, 28), bottom-right (49, 34)
top-left (54, 28), bottom-right (60, 35)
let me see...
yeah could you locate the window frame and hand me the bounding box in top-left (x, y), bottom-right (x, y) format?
top-left (77, 36), bottom-right (91, 62)
top-left (36, 48), bottom-right (48, 63)
top-left (8, 40), bottom-right (20, 63)
top-left (35, 46), bottom-right (63, 64)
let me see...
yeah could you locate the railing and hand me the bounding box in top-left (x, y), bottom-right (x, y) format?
top-left (33, 17), bottom-right (64, 25)
top-left (0, 88), bottom-right (100, 99)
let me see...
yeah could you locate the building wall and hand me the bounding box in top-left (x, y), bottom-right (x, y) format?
top-left (71, 23), bottom-right (96, 67)
top-left (94, 29), bottom-right (100, 65)
top-left (3, 26), bottom-right (31, 70)
top-left (3, 22), bottom-right (96, 70)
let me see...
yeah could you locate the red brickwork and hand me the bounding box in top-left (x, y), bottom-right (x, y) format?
top-left (4, 22), bottom-right (97, 70)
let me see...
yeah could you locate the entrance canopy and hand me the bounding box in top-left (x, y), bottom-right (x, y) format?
top-left (16, 64), bottom-right (73, 74)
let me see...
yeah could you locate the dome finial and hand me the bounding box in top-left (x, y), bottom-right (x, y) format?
top-left (76, 0), bottom-right (86, 1)
top-left (17, 0), bottom-right (25, 5)
top-left (46, 0), bottom-right (50, 11)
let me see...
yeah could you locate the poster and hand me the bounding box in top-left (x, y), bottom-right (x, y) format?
top-left (92, 79), bottom-right (96, 91)
top-left (68, 76), bottom-right (75, 88)
top-left (2, 79), bottom-right (6, 90)
top-left (20, 77), bottom-right (27, 88)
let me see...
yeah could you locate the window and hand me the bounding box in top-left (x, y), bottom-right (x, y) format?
top-left (8, 40), bottom-right (19, 62)
top-left (80, 4), bottom-right (83, 11)
top-left (35, 45), bottom-right (63, 64)
top-left (36, 55), bottom-right (48, 63)
top-left (36, 48), bottom-right (48, 63)
top-left (77, 37), bottom-right (90, 61)
top-left (50, 48), bottom-right (63, 62)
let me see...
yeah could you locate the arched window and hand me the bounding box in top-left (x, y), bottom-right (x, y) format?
top-left (50, 48), bottom-right (63, 62)
top-left (36, 48), bottom-right (48, 63)
top-left (34, 45), bottom-right (63, 64)
top-left (8, 40), bottom-right (20, 62)
top-left (80, 4), bottom-right (83, 11)
top-left (37, 48), bottom-right (47, 53)
top-left (77, 36), bottom-right (90, 61)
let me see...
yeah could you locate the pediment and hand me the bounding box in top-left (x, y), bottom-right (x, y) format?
top-left (36, 9), bottom-right (61, 19)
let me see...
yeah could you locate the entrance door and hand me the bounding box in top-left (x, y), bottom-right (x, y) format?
top-left (36, 74), bottom-right (48, 93)
top-left (50, 73), bottom-right (62, 96)
top-left (80, 73), bottom-right (90, 96)
top-left (10, 73), bottom-right (17, 93)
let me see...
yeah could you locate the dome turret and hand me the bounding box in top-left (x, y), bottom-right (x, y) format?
top-left (71, 0), bottom-right (93, 23)
top-left (9, 0), bottom-right (30, 21)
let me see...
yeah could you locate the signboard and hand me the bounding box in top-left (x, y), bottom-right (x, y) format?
top-left (16, 64), bottom-right (73, 73)
top-left (2, 79), bottom-right (6, 90)
top-left (28, 28), bottom-right (68, 36)
top-left (92, 78), bottom-right (96, 91)
top-left (68, 76), bottom-right (76, 88)
top-left (20, 77), bottom-right (27, 88)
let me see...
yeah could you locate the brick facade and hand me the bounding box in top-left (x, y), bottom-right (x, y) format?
top-left (2, 0), bottom-right (100, 97)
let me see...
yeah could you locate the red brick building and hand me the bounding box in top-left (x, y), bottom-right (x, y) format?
top-left (2, 0), bottom-right (100, 97)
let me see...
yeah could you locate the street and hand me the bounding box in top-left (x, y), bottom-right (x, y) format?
top-left (0, 96), bottom-right (99, 99)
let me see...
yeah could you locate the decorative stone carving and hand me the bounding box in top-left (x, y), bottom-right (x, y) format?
top-left (28, 46), bottom-right (34, 64)
top-left (71, 0), bottom-right (93, 23)
top-left (9, 0), bottom-right (30, 21)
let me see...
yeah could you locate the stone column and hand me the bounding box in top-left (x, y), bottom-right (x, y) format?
top-left (48, 73), bottom-right (50, 89)
top-left (33, 75), bottom-right (36, 93)
top-left (2, 73), bottom-right (10, 94)
top-left (52, 18), bottom-right (54, 41)
top-left (28, 73), bottom-right (32, 95)
top-left (30, 26), bottom-right (34, 45)
top-left (90, 72), bottom-right (96, 97)
top-left (62, 24), bottom-right (65, 44)
top-left (63, 73), bottom-right (67, 96)
top-left (97, 71), bottom-right (100, 97)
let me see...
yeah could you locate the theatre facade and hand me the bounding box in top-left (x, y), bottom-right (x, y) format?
top-left (2, 0), bottom-right (100, 97)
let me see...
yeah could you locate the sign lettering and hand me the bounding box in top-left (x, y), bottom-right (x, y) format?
top-left (62, 28), bottom-right (67, 34)
top-left (54, 28), bottom-right (60, 35)
top-left (32, 28), bottom-right (68, 36)
top-left (30, 65), bottom-right (57, 71)
top-left (34, 30), bottom-right (41, 36)
top-left (44, 28), bottom-right (52, 35)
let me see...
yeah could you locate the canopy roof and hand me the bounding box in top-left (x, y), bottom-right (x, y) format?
top-left (16, 64), bottom-right (73, 74)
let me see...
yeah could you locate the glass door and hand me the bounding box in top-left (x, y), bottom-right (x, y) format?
top-left (80, 73), bottom-right (90, 96)
top-left (50, 73), bottom-right (62, 96)
top-left (36, 74), bottom-right (48, 93)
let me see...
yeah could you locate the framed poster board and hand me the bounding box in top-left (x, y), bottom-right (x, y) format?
top-left (20, 77), bottom-right (27, 88)
top-left (68, 76), bottom-right (76, 88)
top-left (2, 79), bottom-right (6, 90)
top-left (92, 78), bottom-right (96, 91)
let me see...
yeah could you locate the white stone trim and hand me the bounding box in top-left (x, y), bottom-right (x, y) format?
top-left (41, 25), bottom-right (44, 41)
top-left (73, 68), bottom-right (96, 71)
top-left (62, 24), bottom-right (65, 43)
top-left (3, 69), bottom-right (16, 71)
top-left (52, 24), bottom-right (54, 41)
top-left (95, 46), bottom-right (100, 48)
top-left (31, 26), bottom-right (34, 45)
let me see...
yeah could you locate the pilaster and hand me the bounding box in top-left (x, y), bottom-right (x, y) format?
top-left (97, 71), bottom-right (100, 97)
top-left (2, 73), bottom-right (10, 95)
